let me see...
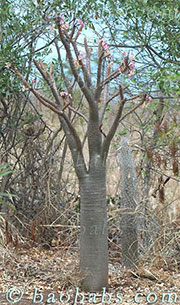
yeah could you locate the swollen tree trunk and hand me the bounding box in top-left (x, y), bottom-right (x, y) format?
top-left (79, 158), bottom-right (108, 291)
top-left (118, 137), bottom-right (139, 268)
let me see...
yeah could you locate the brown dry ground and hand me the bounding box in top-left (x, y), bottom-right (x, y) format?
top-left (0, 242), bottom-right (180, 305)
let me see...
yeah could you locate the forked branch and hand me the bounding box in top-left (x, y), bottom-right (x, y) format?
top-left (101, 89), bottom-right (146, 161)
top-left (12, 65), bottom-right (87, 175)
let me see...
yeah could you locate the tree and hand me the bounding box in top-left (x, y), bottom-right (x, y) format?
top-left (12, 16), bottom-right (147, 291)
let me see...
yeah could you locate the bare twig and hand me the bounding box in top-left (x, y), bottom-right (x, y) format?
top-left (102, 85), bottom-right (127, 160)
top-left (119, 95), bottom-right (146, 124)
top-left (84, 37), bottom-right (92, 76)
top-left (71, 39), bottom-right (92, 88)
top-left (69, 106), bottom-right (88, 123)
top-left (33, 59), bottom-right (61, 106)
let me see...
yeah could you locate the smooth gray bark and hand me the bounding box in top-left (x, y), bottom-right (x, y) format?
top-left (79, 155), bottom-right (108, 291)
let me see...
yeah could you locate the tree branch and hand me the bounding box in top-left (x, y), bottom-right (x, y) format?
top-left (12, 65), bottom-right (87, 176)
top-left (119, 94), bottom-right (146, 124)
top-left (56, 21), bottom-right (95, 109)
top-left (12, 66), bottom-right (61, 114)
top-left (84, 37), bottom-right (91, 77)
top-left (101, 90), bottom-right (146, 161)
top-left (54, 38), bottom-right (70, 92)
top-left (71, 39), bottom-right (92, 88)
top-left (101, 85), bottom-right (126, 161)
top-left (33, 59), bottom-right (61, 106)
top-left (95, 43), bottom-right (104, 94)
top-left (56, 20), bottom-right (102, 160)
top-left (99, 63), bottom-right (112, 123)
top-left (68, 106), bottom-right (88, 123)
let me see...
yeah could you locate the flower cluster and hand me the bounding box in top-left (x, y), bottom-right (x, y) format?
top-left (59, 91), bottom-right (72, 99)
top-left (122, 51), bottom-right (127, 57)
top-left (5, 62), bottom-right (11, 69)
top-left (146, 96), bottom-right (153, 103)
top-left (117, 52), bottom-right (136, 77)
top-left (56, 17), bottom-right (69, 32)
top-left (128, 54), bottom-right (135, 77)
top-left (99, 38), bottom-right (111, 61)
top-left (78, 19), bottom-right (84, 30)
top-left (61, 22), bottom-right (69, 31)
top-left (78, 51), bottom-right (85, 62)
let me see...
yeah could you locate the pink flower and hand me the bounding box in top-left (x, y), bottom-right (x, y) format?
top-left (56, 16), bottom-right (64, 23)
top-left (60, 22), bottom-right (69, 31)
top-left (99, 38), bottom-right (111, 60)
top-left (117, 66), bottom-right (122, 74)
top-left (78, 51), bottom-right (85, 61)
top-left (128, 71), bottom-right (135, 78)
top-left (32, 79), bottom-right (36, 84)
top-left (60, 91), bottom-right (72, 99)
top-left (101, 39), bottom-right (109, 50)
top-left (74, 59), bottom-right (79, 68)
top-left (122, 51), bottom-right (127, 57)
top-left (129, 61), bottom-right (135, 70)
top-left (146, 96), bottom-right (153, 103)
top-left (5, 62), bottom-right (11, 69)
top-left (129, 54), bottom-right (135, 61)
top-left (22, 85), bottom-right (27, 92)
top-left (78, 19), bottom-right (84, 28)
